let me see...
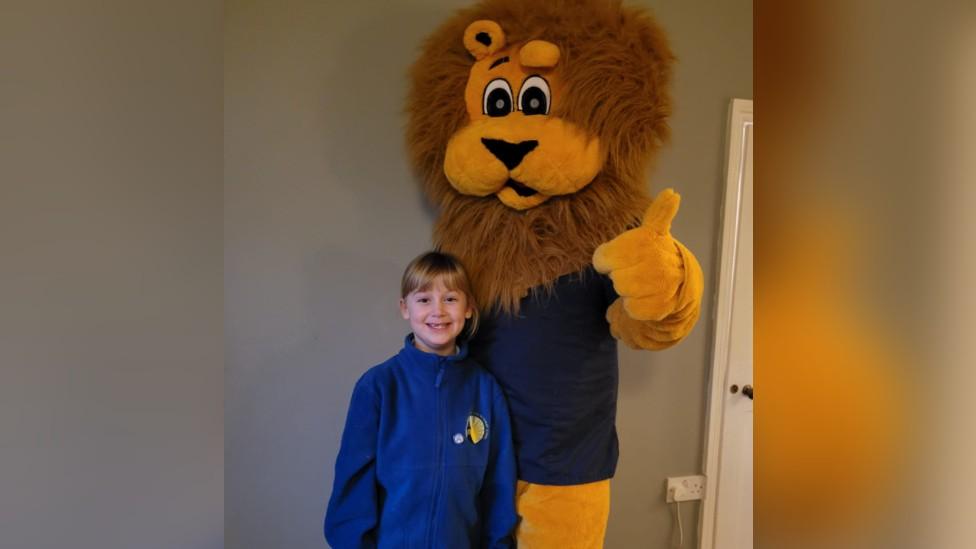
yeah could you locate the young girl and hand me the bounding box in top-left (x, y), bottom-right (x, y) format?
top-left (325, 251), bottom-right (517, 548)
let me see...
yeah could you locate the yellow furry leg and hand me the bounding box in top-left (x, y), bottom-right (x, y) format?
top-left (515, 480), bottom-right (610, 549)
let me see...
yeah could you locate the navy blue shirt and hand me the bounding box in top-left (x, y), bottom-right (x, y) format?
top-left (470, 267), bottom-right (620, 485)
top-left (325, 336), bottom-right (517, 548)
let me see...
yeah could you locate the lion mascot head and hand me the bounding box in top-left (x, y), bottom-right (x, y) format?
top-left (407, 0), bottom-right (675, 313)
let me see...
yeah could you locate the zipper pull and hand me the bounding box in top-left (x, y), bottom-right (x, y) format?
top-left (435, 365), bottom-right (445, 388)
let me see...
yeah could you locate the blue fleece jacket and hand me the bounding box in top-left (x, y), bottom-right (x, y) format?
top-left (324, 336), bottom-right (517, 548)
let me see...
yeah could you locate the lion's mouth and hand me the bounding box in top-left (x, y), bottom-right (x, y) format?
top-left (504, 178), bottom-right (538, 197)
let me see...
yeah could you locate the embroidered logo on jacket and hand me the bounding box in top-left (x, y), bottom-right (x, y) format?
top-left (466, 413), bottom-right (487, 444)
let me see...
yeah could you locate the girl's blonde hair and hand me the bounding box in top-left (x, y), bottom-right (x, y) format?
top-left (401, 251), bottom-right (479, 340)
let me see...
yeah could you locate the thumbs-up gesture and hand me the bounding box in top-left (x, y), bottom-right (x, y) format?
top-left (593, 188), bottom-right (702, 324)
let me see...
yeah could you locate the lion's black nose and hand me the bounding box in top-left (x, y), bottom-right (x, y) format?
top-left (481, 138), bottom-right (538, 170)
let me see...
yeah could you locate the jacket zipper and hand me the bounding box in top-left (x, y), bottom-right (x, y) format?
top-left (426, 360), bottom-right (446, 547)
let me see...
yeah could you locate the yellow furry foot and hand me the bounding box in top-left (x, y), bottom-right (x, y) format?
top-left (515, 480), bottom-right (610, 549)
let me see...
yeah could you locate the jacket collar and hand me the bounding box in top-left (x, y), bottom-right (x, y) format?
top-left (397, 334), bottom-right (469, 372)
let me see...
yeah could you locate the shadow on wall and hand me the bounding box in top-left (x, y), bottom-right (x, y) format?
top-left (320, 4), bottom-right (451, 225)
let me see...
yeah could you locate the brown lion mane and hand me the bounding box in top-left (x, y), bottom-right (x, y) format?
top-left (406, 0), bottom-right (675, 314)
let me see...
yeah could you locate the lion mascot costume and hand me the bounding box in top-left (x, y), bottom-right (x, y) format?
top-left (406, 0), bottom-right (704, 546)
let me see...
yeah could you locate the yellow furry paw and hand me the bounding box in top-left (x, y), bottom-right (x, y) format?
top-left (593, 188), bottom-right (695, 321)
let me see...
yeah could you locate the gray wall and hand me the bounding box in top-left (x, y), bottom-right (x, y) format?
top-left (224, 0), bottom-right (751, 547)
top-left (1, 1), bottom-right (223, 548)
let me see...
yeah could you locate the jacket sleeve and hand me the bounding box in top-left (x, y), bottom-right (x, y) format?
top-left (324, 374), bottom-right (381, 549)
top-left (481, 384), bottom-right (519, 548)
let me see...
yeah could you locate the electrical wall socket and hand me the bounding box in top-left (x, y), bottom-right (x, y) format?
top-left (666, 475), bottom-right (706, 503)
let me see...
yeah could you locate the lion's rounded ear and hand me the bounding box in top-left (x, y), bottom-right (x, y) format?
top-left (463, 20), bottom-right (506, 60)
top-left (520, 40), bottom-right (560, 68)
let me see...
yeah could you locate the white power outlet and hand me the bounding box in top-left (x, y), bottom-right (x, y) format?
top-left (666, 475), bottom-right (705, 502)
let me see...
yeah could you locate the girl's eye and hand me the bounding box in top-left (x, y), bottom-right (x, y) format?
top-left (446, 296), bottom-right (458, 302)
top-left (417, 298), bottom-right (429, 304)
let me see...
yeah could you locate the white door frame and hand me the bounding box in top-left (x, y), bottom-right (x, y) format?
top-left (699, 98), bottom-right (753, 549)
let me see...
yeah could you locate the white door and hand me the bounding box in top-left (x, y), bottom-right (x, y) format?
top-left (699, 99), bottom-right (753, 549)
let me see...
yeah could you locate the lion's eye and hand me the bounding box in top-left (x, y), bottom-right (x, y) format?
top-left (483, 79), bottom-right (513, 117)
top-left (518, 75), bottom-right (551, 116)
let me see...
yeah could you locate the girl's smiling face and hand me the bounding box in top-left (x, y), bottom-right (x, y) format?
top-left (400, 277), bottom-right (473, 356)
